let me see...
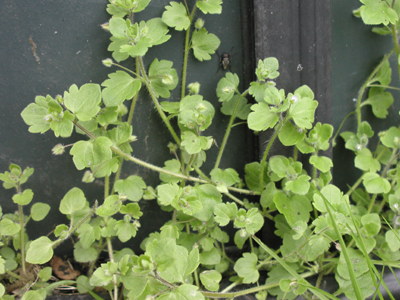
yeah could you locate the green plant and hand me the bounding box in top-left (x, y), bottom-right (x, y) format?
top-left (1, 0), bottom-right (400, 299)
top-left (0, 164), bottom-right (77, 299)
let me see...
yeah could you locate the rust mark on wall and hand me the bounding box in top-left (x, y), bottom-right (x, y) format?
top-left (28, 35), bottom-right (40, 64)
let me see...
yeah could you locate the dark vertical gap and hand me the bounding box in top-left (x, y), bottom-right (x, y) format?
top-left (240, 0), bottom-right (258, 161)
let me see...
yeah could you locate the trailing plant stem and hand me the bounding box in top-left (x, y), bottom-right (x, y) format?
top-left (214, 96), bottom-right (241, 169)
top-left (180, 5), bottom-right (197, 99)
top-left (355, 53), bottom-right (392, 128)
top-left (112, 59), bottom-right (140, 193)
top-left (259, 118), bottom-right (287, 188)
top-left (18, 204), bottom-right (26, 275)
top-left (107, 236), bottom-right (119, 300)
top-left (110, 145), bottom-right (257, 195)
top-left (137, 57), bottom-right (181, 144)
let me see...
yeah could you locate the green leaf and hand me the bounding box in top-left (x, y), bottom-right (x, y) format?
top-left (380, 126), bottom-right (400, 149)
top-left (200, 270), bottom-right (222, 291)
top-left (181, 131), bottom-right (212, 155)
top-left (385, 229), bottom-right (400, 251)
top-left (216, 72), bottom-right (239, 102)
top-left (234, 253), bottom-right (259, 283)
top-left (21, 96), bottom-right (52, 134)
top-left (114, 175), bottom-right (146, 201)
top-left (242, 213), bottom-right (263, 236)
top-left (31, 202), bottom-right (51, 221)
top-left (179, 95), bottom-right (215, 130)
top-left (149, 59), bottom-right (179, 98)
top-left (374, 58), bottom-right (392, 85)
top-left (221, 95), bottom-right (251, 120)
top-left (157, 183), bottom-right (180, 206)
top-left (249, 81), bottom-right (267, 102)
top-left (185, 247), bottom-right (200, 275)
top-left (26, 236), bottom-right (54, 264)
top-left (115, 220), bottom-right (138, 242)
top-left (21, 289), bottom-right (46, 300)
top-left (191, 28), bottom-right (221, 61)
top-left (162, 2), bottom-right (190, 31)
top-left (146, 18), bottom-right (171, 46)
top-left (38, 266), bottom-right (52, 282)
top-left (255, 57), bottom-right (279, 81)
top-left (210, 168), bottom-right (240, 187)
top-left (309, 155), bottom-right (333, 173)
top-left (200, 248), bottom-right (221, 265)
top-left (160, 159), bottom-right (182, 183)
top-left (288, 86), bottom-right (318, 129)
top-left (63, 84), bottom-right (101, 121)
top-left (0, 219), bottom-right (20, 236)
top-left (102, 71), bottom-right (142, 107)
top-left (96, 107), bottom-right (118, 126)
top-left (244, 162), bottom-right (268, 192)
top-left (12, 189), bottom-right (34, 206)
top-left (196, 0), bottom-right (222, 14)
top-left (247, 103), bottom-right (279, 131)
top-left (285, 174), bottom-right (310, 195)
top-left (161, 101), bottom-right (180, 114)
top-left (361, 213), bottom-right (381, 236)
top-left (364, 89), bottom-right (393, 119)
top-left (354, 148), bottom-right (380, 172)
top-left (304, 235), bottom-right (331, 261)
top-left (363, 172), bottom-right (391, 194)
top-left (336, 271), bottom-right (376, 300)
top-left (336, 248), bottom-right (369, 280)
top-left (106, 0), bottom-right (151, 17)
top-left (59, 187), bottom-right (87, 215)
top-left (313, 184), bottom-right (350, 215)
top-left (192, 184), bottom-right (222, 221)
top-left (70, 141), bottom-right (94, 170)
top-left (273, 192), bottom-right (312, 228)
top-left (146, 237), bottom-right (188, 283)
top-left (278, 121), bottom-right (305, 146)
top-left (263, 86), bottom-right (285, 106)
top-left (96, 195), bottom-right (121, 217)
top-left (120, 203), bottom-right (143, 219)
top-left (76, 223), bottom-right (96, 249)
top-left (214, 202), bottom-right (238, 226)
top-left (158, 284), bottom-right (205, 300)
top-left (90, 262), bottom-right (117, 286)
top-left (360, 0), bottom-right (398, 25)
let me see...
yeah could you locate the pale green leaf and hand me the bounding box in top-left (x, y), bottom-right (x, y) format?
top-left (234, 253), bottom-right (259, 283)
top-left (191, 28), bottom-right (221, 61)
top-left (26, 237), bottom-right (54, 264)
top-left (162, 2), bottom-right (190, 31)
top-left (102, 71), bottom-right (142, 107)
top-left (200, 270), bottom-right (222, 291)
top-left (31, 202), bottom-right (51, 221)
top-left (59, 187), bottom-right (87, 215)
top-left (63, 84), bottom-right (101, 121)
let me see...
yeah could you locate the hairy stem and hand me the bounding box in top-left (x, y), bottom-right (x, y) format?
top-left (112, 58), bottom-right (141, 193)
top-left (107, 237), bottom-right (119, 300)
top-left (137, 57), bottom-right (181, 144)
top-left (259, 117), bottom-right (287, 188)
top-left (355, 53), bottom-right (392, 128)
top-left (181, 5), bottom-right (197, 98)
top-left (111, 145), bottom-right (257, 195)
top-left (214, 99), bottom-right (240, 170)
top-left (18, 203), bottom-right (26, 274)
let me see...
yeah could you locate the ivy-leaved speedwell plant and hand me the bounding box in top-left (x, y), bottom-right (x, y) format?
top-left (1, 0), bottom-right (400, 299)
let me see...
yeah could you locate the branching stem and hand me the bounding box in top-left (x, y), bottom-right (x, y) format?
top-left (137, 57), bottom-right (181, 144)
